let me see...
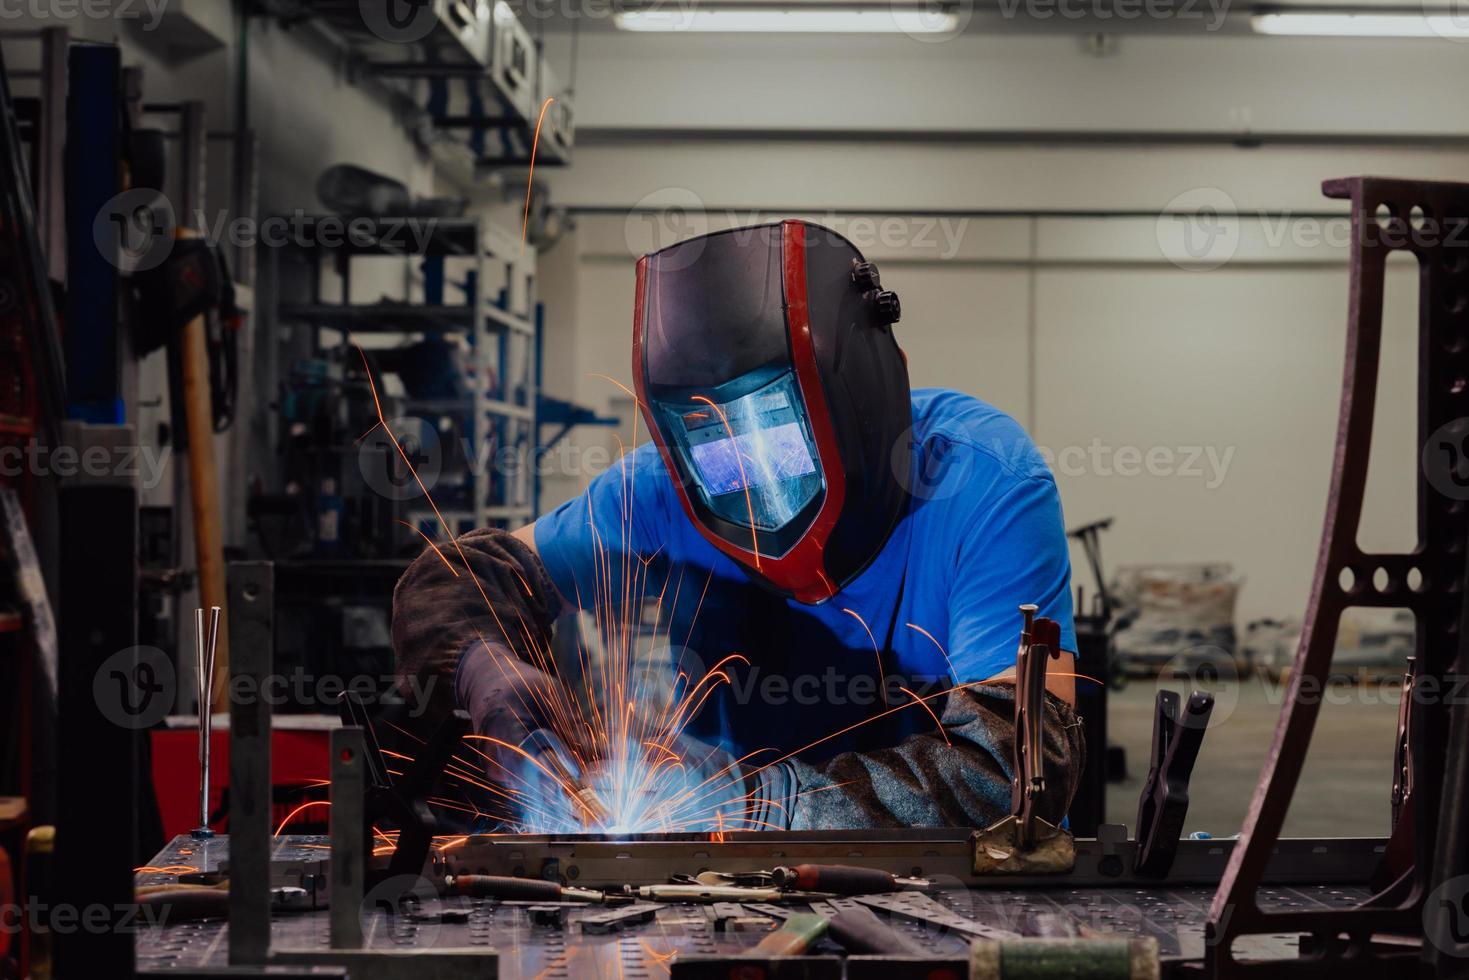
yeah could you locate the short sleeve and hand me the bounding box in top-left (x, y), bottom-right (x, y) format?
top-left (946, 475), bottom-right (1076, 683)
top-left (534, 443), bottom-right (670, 611)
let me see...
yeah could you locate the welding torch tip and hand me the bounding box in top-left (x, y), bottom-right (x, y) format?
top-left (572, 784), bottom-right (610, 826)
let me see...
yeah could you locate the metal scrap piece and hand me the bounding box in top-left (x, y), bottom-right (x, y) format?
top-left (852, 891), bottom-right (1018, 941)
top-left (578, 902), bottom-right (659, 934)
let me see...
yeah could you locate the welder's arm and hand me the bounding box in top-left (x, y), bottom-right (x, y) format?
top-left (756, 684), bottom-right (1085, 831)
top-left (391, 526), bottom-right (565, 720)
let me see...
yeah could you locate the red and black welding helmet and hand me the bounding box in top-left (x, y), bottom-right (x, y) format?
top-left (632, 220), bottom-right (911, 604)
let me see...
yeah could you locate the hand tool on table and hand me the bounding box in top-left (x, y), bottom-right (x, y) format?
top-left (750, 913), bottom-right (830, 956)
top-left (973, 605), bottom-right (1074, 872)
top-left (749, 900), bottom-right (926, 956)
top-left (637, 883), bottom-right (795, 903)
top-left (1133, 688), bottom-right (1214, 878)
top-left (134, 881), bottom-right (311, 919)
top-left (680, 869), bottom-right (778, 888)
top-left (446, 874), bottom-right (608, 903)
top-left (771, 864), bottom-right (930, 895)
top-left (191, 605), bottom-right (221, 839)
top-left (1011, 604), bottom-right (1060, 850)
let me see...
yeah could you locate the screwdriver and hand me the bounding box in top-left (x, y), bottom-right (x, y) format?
top-left (770, 864), bottom-right (930, 895)
top-left (447, 874), bottom-right (606, 903)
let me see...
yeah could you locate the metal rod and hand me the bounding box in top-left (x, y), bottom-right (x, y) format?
top-left (192, 606), bottom-right (220, 837)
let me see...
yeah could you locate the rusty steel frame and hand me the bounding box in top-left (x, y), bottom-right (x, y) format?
top-left (1202, 176), bottom-right (1469, 978)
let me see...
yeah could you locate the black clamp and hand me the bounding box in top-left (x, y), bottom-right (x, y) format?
top-left (1134, 689), bottom-right (1214, 877)
top-left (337, 692), bottom-right (469, 887)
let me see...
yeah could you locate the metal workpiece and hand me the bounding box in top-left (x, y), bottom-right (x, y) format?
top-left (227, 561), bottom-right (274, 965)
top-left (576, 902), bottom-right (660, 934)
top-left (331, 726), bottom-right (367, 950)
top-left (853, 892), bottom-right (1018, 942)
top-left (429, 828), bottom-right (1384, 889)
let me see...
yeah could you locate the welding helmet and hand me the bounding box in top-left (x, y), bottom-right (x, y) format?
top-left (632, 220), bottom-right (911, 603)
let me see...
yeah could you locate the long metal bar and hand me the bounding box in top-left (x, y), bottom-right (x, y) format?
top-left (227, 561), bottom-right (274, 966)
top-left (330, 726), bottom-right (367, 950)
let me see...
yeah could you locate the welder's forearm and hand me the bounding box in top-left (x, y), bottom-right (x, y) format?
top-left (982, 649), bottom-right (1078, 707)
top-left (511, 521), bottom-right (567, 615)
top-left (455, 640), bottom-right (558, 740)
top-left (779, 686), bottom-right (1085, 830)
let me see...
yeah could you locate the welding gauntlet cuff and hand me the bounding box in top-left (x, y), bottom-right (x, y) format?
top-left (392, 526), bottom-right (561, 709)
top-left (775, 683), bottom-right (1085, 830)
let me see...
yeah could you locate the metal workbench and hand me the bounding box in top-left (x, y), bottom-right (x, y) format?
top-left (133, 830), bottom-right (1384, 977)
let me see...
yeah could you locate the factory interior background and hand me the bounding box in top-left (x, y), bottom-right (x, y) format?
top-left (2, 0), bottom-right (1468, 976)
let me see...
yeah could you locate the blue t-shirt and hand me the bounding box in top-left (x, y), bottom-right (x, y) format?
top-left (535, 388), bottom-right (1075, 763)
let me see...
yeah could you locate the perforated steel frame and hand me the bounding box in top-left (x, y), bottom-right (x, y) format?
top-left (1200, 176), bottom-right (1469, 978)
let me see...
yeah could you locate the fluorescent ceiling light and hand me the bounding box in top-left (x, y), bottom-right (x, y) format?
top-left (1251, 11), bottom-right (1469, 37)
top-left (614, 7), bottom-right (960, 32)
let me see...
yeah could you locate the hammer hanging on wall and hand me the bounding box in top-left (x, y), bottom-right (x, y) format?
top-left (133, 229), bottom-right (240, 709)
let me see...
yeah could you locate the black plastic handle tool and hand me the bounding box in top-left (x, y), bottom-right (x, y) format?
top-left (1134, 689), bottom-right (1215, 877)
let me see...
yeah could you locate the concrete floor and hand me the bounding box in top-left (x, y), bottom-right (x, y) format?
top-left (1104, 675), bottom-right (1401, 839)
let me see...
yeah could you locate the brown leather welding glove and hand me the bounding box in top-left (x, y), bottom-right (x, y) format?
top-left (391, 527), bottom-right (561, 716)
top-left (780, 683), bottom-right (1086, 830)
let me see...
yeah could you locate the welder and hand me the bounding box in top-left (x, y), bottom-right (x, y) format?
top-left (392, 220), bottom-right (1084, 831)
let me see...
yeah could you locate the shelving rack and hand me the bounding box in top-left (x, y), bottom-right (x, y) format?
top-left (267, 214), bottom-right (539, 538)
